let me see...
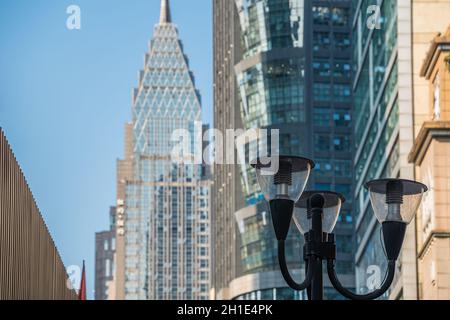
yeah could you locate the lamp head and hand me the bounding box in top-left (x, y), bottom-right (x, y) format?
top-left (364, 179), bottom-right (428, 224)
top-left (252, 156), bottom-right (314, 241)
top-left (251, 155), bottom-right (314, 203)
top-left (294, 191), bottom-right (345, 234)
top-left (365, 179), bottom-right (428, 261)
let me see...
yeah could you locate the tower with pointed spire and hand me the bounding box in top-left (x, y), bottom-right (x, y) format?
top-left (114, 0), bottom-right (210, 300)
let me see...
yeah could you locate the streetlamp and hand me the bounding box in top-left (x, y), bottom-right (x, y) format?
top-left (251, 155), bottom-right (428, 300)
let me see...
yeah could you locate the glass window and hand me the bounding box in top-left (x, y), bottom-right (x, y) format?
top-left (338, 210), bottom-right (353, 224)
top-left (335, 184), bottom-right (352, 200)
top-left (313, 83), bottom-right (331, 101)
top-left (334, 33), bottom-right (351, 51)
top-left (313, 32), bottom-right (331, 51)
top-left (313, 6), bottom-right (330, 25)
top-left (333, 84), bottom-right (351, 102)
top-left (106, 259), bottom-right (111, 277)
top-left (334, 109), bottom-right (352, 127)
top-left (331, 7), bottom-right (350, 27)
top-left (335, 160), bottom-right (351, 177)
top-left (314, 134), bottom-right (331, 152)
top-left (313, 108), bottom-right (331, 126)
top-left (316, 159), bottom-right (333, 177)
top-left (334, 60), bottom-right (351, 79)
top-left (313, 60), bottom-right (331, 77)
top-left (334, 136), bottom-right (350, 152)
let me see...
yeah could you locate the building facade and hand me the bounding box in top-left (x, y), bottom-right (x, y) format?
top-left (114, 0), bottom-right (210, 300)
top-left (351, 0), bottom-right (450, 299)
top-left (211, 0), bottom-right (246, 300)
top-left (352, 0), bottom-right (407, 298)
top-left (309, 1), bottom-right (354, 286)
top-left (95, 207), bottom-right (116, 300)
top-left (409, 26), bottom-right (450, 300)
top-left (212, 0), bottom-right (355, 300)
top-left (0, 128), bottom-right (77, 300)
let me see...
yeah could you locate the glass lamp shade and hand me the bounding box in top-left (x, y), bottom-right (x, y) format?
top-left (293, 191), bottom-right (345, 234)
top-left (251, 156), bottom-right (314, 202)
top-left (364, 179), bottom-right (428, 224)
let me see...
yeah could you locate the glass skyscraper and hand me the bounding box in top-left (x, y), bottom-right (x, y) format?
top-left (212, 0), bottom-right (355, 300)
top-left (115, 0), bottom-right (210, 300)
top-left (352, 0), bottom-right (450, 299)
top-left (352, 0), bottom-right (402, 297)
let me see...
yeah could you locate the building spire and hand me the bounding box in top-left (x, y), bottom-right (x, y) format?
top-left (159, 0), bottom-right (171, 24)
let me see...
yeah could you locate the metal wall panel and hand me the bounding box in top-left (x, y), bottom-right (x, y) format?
top-left (0, 128), bottom-right (77, 300)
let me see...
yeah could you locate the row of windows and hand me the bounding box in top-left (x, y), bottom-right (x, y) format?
top-left (313, 83), bottom-right (351, 102)
top-left (313, 6), bottom-right (351, 27)
top-left (103, 238), bottom-right (116, 251)
top-left (237, 0), bottom-right (305, 57)
top-left (313, 60), bottom-right (351, 79)
top-left (314, 134), bottom-right (351, 152)
top-left (313, 108), bottom-right (352, 127)
top-left (313, 32), bottom-right (351, 52)
top-left (315, 159), bottom-right (352, 178)
top-left (355, 102), bottom-right (399, 183)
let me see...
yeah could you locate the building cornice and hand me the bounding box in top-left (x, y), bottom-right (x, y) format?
top-left (420, 26), bottom-right (450, 78)
top-left (408, 121), bottom-right (450, 165)
top-left (234, 47), bottom-right (305, 74)
top-left (418, 231), bottom-right (450, 260)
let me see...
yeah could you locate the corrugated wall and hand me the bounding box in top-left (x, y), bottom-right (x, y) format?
top-left (0, 128), bottom-right (77, 300)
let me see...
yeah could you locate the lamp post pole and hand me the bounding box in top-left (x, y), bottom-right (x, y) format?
top-left (309, 196), bottom-right (323, 300)
top-left (252, 155), bottom-right (428, 300)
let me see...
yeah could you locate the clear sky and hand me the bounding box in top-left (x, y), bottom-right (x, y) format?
top-left (0, 0), bottom-right (212, 299)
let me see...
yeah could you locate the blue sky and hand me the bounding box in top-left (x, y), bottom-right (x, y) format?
top-left (0, 0), bottom-right (212, 299)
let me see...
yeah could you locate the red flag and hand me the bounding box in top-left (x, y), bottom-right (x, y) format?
top-left (78, 260), bottom-right (87, 301)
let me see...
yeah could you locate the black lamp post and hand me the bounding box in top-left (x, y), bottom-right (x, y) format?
top-left (251, 155), bottom-right (428, 300)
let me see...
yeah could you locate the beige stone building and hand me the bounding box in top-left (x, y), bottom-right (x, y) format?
top-left (410, 26), bottom-right (450, 300)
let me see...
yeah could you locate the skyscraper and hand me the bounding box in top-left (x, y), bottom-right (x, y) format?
top-left (113, 0), bottom-right (210, 300)
top-left (211, 0), bottom-right (246, 300)
top-left (95, 207), bottom-right (116, 300)
top-left (212, 0), bottom-right (354, 300)
top-left (310, 1), bottom-right (354, 288)
top-left (352, 0), bottom-right (450, 299)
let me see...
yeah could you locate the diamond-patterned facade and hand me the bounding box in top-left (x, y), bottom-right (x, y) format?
top-left (122, 16), bottom-right (210, 300)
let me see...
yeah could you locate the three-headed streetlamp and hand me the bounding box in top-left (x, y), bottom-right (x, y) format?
top-left (251, 155), bottom-right (428, 300)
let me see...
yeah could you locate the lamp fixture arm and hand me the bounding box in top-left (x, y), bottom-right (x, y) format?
top-left (327, 259), bottom-right (396, 300)
top-left (278, 239), bottom-right (316, 291)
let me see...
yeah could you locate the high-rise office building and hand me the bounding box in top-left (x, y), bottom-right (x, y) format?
top-left (113, 0), bottom-right (210, 300)
top-left (352, 0), bottom-right (450, 299)
top-left (211, 0), bottom-right (246, 300)
top-left (95, 207), bottom-right (116, 300)
top-left (410, 25), bottom-right (450, 300)
top-left (310, 1), bottom-right (354, 287)
top-left (0, 128), bottom-right (77, 300)
top-left (212, 0), bottom-right (354, 300)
